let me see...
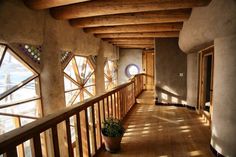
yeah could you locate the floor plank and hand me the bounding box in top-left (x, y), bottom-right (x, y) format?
top-left (98, 91), bottom-right (214, 157)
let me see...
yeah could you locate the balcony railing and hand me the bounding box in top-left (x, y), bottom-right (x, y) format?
top-left (0, 74), bottom-right (145, 157)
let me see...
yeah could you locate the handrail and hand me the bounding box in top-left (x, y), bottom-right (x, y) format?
top-left (0, 73), bottom-right (145, 156)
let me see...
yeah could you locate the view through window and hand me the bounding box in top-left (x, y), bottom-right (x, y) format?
top-left (0, 44), bottom-right (42, 157)
top-left (104, 60), bottom-right (117, 90)
top-left (64, 55), bottom-right (96, 106)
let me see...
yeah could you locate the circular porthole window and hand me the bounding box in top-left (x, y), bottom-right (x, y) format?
top-left (125, 64), bottom-right (140, 78)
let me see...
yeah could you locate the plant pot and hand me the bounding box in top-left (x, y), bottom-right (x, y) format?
top-left (102, 134), bottom-right (123, 153)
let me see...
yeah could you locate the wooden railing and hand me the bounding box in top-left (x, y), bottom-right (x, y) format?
top-left (0, 74), bottom-right (145, 157)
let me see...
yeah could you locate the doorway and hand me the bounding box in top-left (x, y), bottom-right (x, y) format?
top-left (142, 50), bottom-right (154, 90)
top-left (198, 46), bottom-right (214, 121)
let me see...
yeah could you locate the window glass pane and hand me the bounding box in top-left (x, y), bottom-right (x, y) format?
top-left (85, 62), bottom-right (93, 79)
top-left (65, 90), bottom-right (79, 106)
top-left (0, 79), bottom-right (39, 105)
top-left (84, 90), bottom-right (91, 100)
top-left (20, 118), bottom-right (35, 126)
top-left (128, 65), bottom-right (139, 75)
top-left (75, 56), bottom-right (87, 80)
top-left (85, 86), bottom-right (95, 96)
top-left (84, 74), bottom-right (95, 87)
top-left (0, 100), bottom-right (41, 118)
top-left (74, 94), bottom-right (81, 104)
top-left (64, 76), bottom-right (79, 91)
top-left (0, 49), bottom-right (34, 95)
top-left (64, 60), bottom-right (77, 82)
top-left (104, 60), bottom-right (117, 90)
top-left (0, 115), bottom-right (16, 134)
top-left (23, 140), bottom-right (32, 157)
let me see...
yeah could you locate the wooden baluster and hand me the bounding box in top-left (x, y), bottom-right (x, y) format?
top-left (118, 91), bottom-right (120, 119)
top-left (106, 97), bottom-right (109, 117)
top-left (91, 106), bottom-right (97, 152)
top-left (120, 89), bottom-right (124, 119)
top-left (65, 118), bottom-right (74, 157)
top-left (114, 93), bottom-right (117, 119)
top-left (51, 125), bottom-right (60, 157)
top-left (102, 99), bottom-right (105, 120)
top-left (110, 95), bottom-right (113, 117)
top-left (85, 109), bottom-right (91, 157)
top-left (76, 113), bottom-right (83, 157)
top-left (33, 134), bottom-right (43, 157)
top-left (6, 147), bottom-right (17, 157)
top-left (98, 101), bottom-right (102, 146)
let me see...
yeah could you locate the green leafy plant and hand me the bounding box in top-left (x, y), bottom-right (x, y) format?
top-left (102, 118), bottom-right (125, 137)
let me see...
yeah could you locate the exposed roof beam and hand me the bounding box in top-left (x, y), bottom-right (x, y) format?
top-left (96, 32), bottom-right (179, 38)
top-left (24, 0), bottom-right (91, 10)
top-left (50, 0), bottom-right (211, 19)
top-left (118, 44), bottom-right (154, 49)
top-left (112, 41), bottom-right (154, 45)
top-left (103, 38), bottom-right (154, 42)
top-left (84, 22), bottom-right (183, 34)
top-left (70, 9), bottom-right (191, 28)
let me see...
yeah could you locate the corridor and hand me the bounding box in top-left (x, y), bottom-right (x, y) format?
top-left (98, 91), bottom-right (214, 157)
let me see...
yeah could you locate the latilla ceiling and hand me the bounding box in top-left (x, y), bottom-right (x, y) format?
top-left (23, 0), bottom-right (211, 49)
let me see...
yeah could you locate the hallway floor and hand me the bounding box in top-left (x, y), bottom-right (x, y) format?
top-left (98, 91), bottom-right (214, 157)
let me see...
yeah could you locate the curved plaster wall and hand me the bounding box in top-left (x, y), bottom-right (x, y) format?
top-left (179, 0), bottom-right (236, 53)
top-left (211, 34), bottom-right (236, 157)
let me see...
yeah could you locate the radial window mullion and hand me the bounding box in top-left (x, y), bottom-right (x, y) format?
top-left (0, 46), bottom-right (7, 67)
top-left (84, 71), bottom-right (94, 86)
top-left (72, 58), bottom-right (82, 85)
top-left (83, 59), bottom-right (89, 84)
top-left (64, 73), bottom-right (81, 87)
top-left (64, 55), bottom-right (95, 106)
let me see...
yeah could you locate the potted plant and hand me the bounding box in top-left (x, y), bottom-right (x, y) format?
top-left (102, 118), bottom-right (125, 153)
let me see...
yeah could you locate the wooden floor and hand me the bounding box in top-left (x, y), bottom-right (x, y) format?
top-left (98, 91), bottom-right (214, 157)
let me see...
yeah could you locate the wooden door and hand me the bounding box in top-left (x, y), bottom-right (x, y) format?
top-left (142, 50), bottom-right (154, 90)
top-left (198, 46), bottom-right (214, 120)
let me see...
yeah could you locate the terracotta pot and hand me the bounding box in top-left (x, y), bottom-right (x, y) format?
top-left (102, 134), bottom-right (123, 153)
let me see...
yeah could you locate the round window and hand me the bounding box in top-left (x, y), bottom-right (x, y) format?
top-left (125, 64), bottom-right (140, 78)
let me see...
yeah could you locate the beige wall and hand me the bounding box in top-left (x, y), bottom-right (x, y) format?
top-left (187, 53), bottom-right (199, 107)
top-left (211, 34), bottom-right (236, 157)
top-left (118, 48), bottom-right (143, 84)
top-left (0, 0), bottom-right (117, 58)
top-left (155, 38), bottom-right (187, 104)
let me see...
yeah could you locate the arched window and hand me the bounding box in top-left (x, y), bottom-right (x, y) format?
top-left (0, 44), bottom-right (42, 135)
top-left (64, 55), bottom-right (95, 106)
top-left (104, 60), bottom-right (117, 90)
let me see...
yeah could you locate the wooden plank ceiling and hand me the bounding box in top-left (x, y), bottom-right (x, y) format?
top-left (24, 0), bottom-right (211, 49)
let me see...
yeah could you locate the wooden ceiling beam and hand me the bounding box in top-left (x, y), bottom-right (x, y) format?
top-left (84, 22), bottom-right (183, 34)
top-left (103, 38), bottom-right (154, 42)
top-left (118, 44), bottom-right (154, 49)
top-left (111, 41), bottom-right (154, 45)
top-left (50, 0), bottom-right (211, 19)
top-left (70, 9), bottom-right (191, 28)
top-left (96, 32), bottom-right (179, 38)
top-left (24, 0), bottom-right (91, 10)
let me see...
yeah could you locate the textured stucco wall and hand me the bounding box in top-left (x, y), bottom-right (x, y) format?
top-left (211, 34), bottom-right (236, 157)
top-left (118, 48), bottom-right (142, 84)
top-left (179, 0), bottom-right (236, 53)
top-left (0, 0), bottom-right (116, 58)
top-left (187, 53), bottom-right (199, 107)
top-left (155, 38), bottom-right (187, 104)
